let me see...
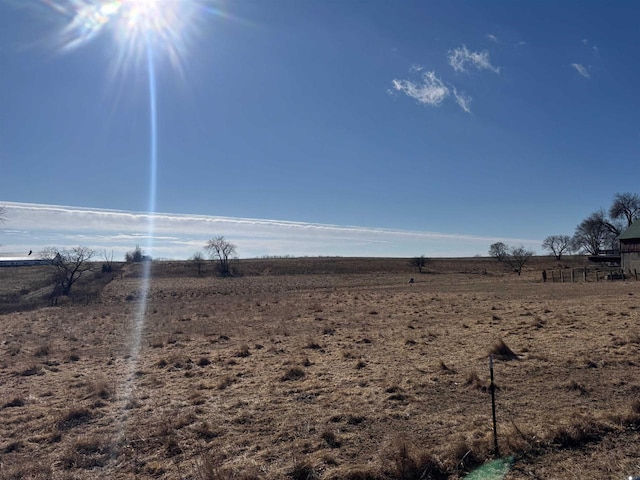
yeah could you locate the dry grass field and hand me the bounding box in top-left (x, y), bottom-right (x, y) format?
top-left (1, 257), bottom-right (638, 480)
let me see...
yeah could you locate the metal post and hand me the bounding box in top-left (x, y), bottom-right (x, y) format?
top-left (489, 355), bottom-right (499, 456)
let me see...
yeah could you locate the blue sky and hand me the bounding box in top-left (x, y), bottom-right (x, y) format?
top-left (1, 0), bottom-right (638, 259)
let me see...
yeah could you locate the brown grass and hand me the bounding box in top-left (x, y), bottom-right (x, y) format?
top-left (0, 256), bottom-right (638, 479)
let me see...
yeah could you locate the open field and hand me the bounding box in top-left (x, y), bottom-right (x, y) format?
top-left (1, 257), bottom-right (639, 479)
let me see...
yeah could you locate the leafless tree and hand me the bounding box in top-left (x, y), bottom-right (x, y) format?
top-left (204, 236), bottom-right (237, 276)
top-left (572, 210), bottom-right (619, 255)
top-left (0, 205), bottom-right (7, 224)
top-left (191, 251), bottom-right (205, 275)
top-left (489, 242), bottom-right (508, 261)
top-left (410, 255), bottom-right (428, 273)
top-left (40, 246), bottom-right (96, 295)
top-left (505, 246), bottom-right (534, 276)
top-left (101, 249), bottom-right (115, 272)
top-left (609, 192), bottom-right (640, 227)
top-left (541, 235), bottom-right (573, 260)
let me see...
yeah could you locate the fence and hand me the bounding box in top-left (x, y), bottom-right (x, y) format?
top-left (542, 266), bottom-right (639, 283)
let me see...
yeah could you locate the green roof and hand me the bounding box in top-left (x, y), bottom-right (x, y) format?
top-left (619, 219), bottom-right (640, 240)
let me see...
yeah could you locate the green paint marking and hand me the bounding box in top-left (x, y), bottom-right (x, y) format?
top-left (464, 457), bottom-right (514, 480)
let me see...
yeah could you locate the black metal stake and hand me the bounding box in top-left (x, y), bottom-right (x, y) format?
top-left (490, 355), bottom-right (499, 456)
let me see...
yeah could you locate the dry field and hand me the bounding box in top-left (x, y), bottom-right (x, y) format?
top-left (1, 258), bottom-right (639, 479)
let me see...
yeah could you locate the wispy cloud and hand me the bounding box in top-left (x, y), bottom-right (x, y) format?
top-left (582, 38), bottom-right (599, 55)
top-left (391, 71), bottom-right (450, 107)
top-left (0, 202), bottom-right (541, 259)
top-left (571, 63), bottom-right (590, 78)
top-left (453, 88), bottom-right (472, 114)
top-left (486, 34), bottom-right (498, 43)
top-left (448, 45), bottom-right (500, 74)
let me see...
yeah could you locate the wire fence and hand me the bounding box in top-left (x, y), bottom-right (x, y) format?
top-left (542, 266), bottom-right (639, 283)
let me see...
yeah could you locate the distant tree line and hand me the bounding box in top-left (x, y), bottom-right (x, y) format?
top-left (542, 192), bottom-right (640, 258)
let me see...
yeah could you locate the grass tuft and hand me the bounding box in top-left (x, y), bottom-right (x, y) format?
top-left (489, 339), bottom-right (519, 360)
top-left (282, 367), bottom-right (306, 381)
top-left (57, 407), bottom-right (92, 430)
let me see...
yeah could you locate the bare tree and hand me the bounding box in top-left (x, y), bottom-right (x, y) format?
top-left (489, 242), bottom-right (508, 261)
top-left (191, 251), bottom-right (205, 275)
top-left (609, 192), bottom-right (640, 227)
top-left (572, 210), bottom-right (616, 255)
top-left (410, 255), bottom-right (428, 273)
top-left (0, 205), bottom-right (7, 223)
top-left (40, 246), bottom-right (96, 295)
top-left (204, 236), bottom-right (236, 276)
top-left (101, 249), bottom-right (115, 273)
top-left (505, 246), bottom-right (534, 276)
top-left (542, 235), bottom-right (573, 260)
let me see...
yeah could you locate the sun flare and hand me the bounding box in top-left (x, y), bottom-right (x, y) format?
top-left (51, 0), bottom-right (203, 74)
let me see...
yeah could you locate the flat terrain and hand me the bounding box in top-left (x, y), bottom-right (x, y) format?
top-left (1, 258), bottom-right (638, 479)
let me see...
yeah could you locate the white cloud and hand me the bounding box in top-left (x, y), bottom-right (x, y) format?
top-left (486, 34), bottom-right (498, 43)
top-left (391, 71), bottom-right (450, 107)
top-left (448, 45), bottom-right (500, 74)
top-left (571, 63), bottom-right (590, 78)
top-left (582, 39), bottom-right (599, 56)
top-left (0, 201), bottom-right (542, 259)
top-left (453, 88), bottom-right (472, 114)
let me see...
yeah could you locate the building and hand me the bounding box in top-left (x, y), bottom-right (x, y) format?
top-left (0, 257), bottom-right (51, 267)
top-left (619, 219), bottom-right (640, 274)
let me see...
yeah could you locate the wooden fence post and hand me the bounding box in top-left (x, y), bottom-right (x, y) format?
top-left (571, 269), bottom-right (575, 282)
top-left (560, 270), bottom-right (564, 283)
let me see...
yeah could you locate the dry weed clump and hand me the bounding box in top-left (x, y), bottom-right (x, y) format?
top-left (489, 339), bottom-right (519, 360)
top-left (217, 375), bottom-right (235, 390)
top-left (195, 451), bottom-right (262, 480)
top-left (282, 367), bottom-right (305, 381)
top-left (385, 442), bottom-right (447, 480)
top-left (465, 371), bottom-right (489, 392)
top-left (236, 343), bottom-right (251, 357)
top-left (546, 417), bottom-right (612, 450)
top-left (57, 407), bottom-right (93, 430)
top-left (321, 430), bottom-right (342, 449)
top-left (288, 460), bottom-right (321, 480)
top-left (2, 397), bottom-right (25, 408)
top-left (60, 434), bottom-right (113, 470)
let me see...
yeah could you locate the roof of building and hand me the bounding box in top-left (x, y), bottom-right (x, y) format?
top-left (619, 218), bottom-right (640, 241)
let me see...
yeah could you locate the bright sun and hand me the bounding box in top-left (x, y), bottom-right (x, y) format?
top-left (53, 0), bottom-right (200, 74)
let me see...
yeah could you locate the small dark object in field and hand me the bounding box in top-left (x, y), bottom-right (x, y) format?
top-left (282, 367), bottom-right (305, 381)
top-left (321, 430), bottom-right (342, 448)
top-left (197, 357), bottom-right (211, 366)
top-left (2, 397), bottom-right (25, 408)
